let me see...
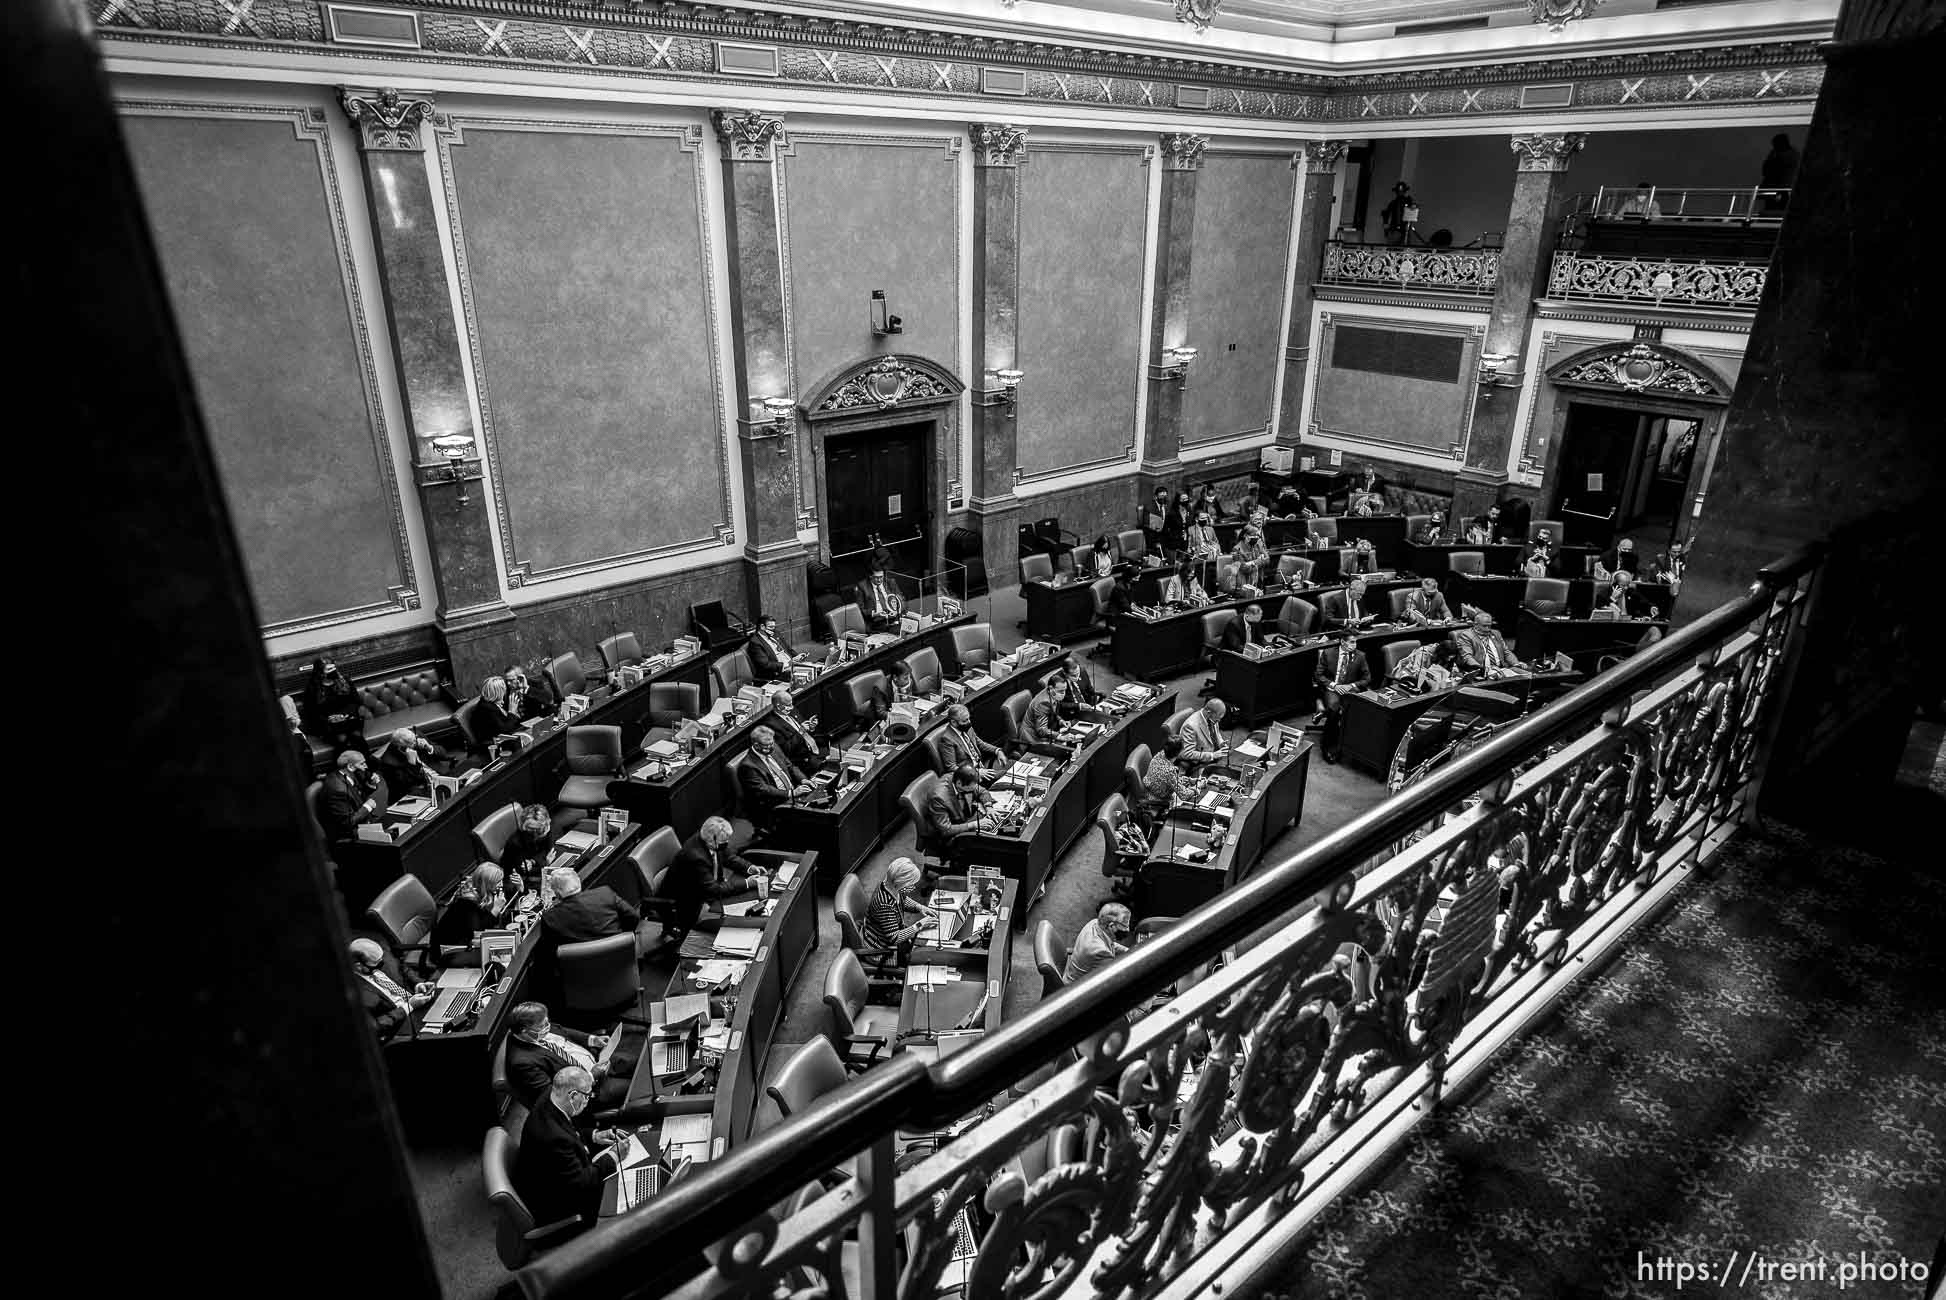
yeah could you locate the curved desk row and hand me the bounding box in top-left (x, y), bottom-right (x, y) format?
top-left (1451, 573), bottom-right (1678, 633)
top-left (1134, 743), bottom-right (1312, 920)
top-left (1214, 619), bottom-right (1471, 727)
top-left (899, 878), bottom-right (1018, 1055)
top-left (1111, 578), bottom-right (1419, 684)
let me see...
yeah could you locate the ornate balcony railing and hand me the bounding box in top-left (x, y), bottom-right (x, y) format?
top-left (1548, 251), bottom-right (1770, 309)
top-left (515, 533), bottom-right (1869, 1300)
top-left (1318, 241), bottom-right (1500, 295)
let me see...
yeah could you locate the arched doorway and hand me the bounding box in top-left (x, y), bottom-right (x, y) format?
top-left (1537, 342), bottom-right (1732, 551)
top-left (798, 353), bottom-right (965, 594)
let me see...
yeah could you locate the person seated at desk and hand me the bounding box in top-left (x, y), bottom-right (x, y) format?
top-left (1344, 538), bottom-right (1379, 576)
top-left (475, 675), bottom-right (526, 742)
top-left (768, 694), bottom-right (824, 769)
top-left (1312, 637), bottom-right (1371, 764)
top-left (300, 656), bottom-right (370, 757)
top-left (1321, 577), bottom-right (1374, 633)
top-left (1464, 518), bottom-right (1492, 546)
top-left (928, 763), bottom-right (996, 844)
top-left (432, 863), bottom-right (520, 965)
top-left (348, 937), bottom-right (436, 1041)
top-left (1184, 512), bottom-right (1220, 561)
top-left (1232, 526), bottom-right (1270, 588)
top-left (1391, 640), bottom-right (1459, 694)
top-left (861, 660), bottom-right (919, 726)
top-left (1179, 698), bottom-right (1230, 768)
top-left (1527, 530), bottom-right (1559, 577)
top-left (1349, 492), bottom-right (1383, 518)
top-left (739, 726), bottom-right (810, 837)
top-left (1140, 735), bottom-right (1199, 830)
top-left (1411, 515), bottom-right (1445, 547)
top-left (1474, 503), bottom-right (1514, 546)
top-left (502, 802), bottom-right (557, 887)
top-left (504, 664), bottom-right (555, 722)
top-left (747, 612), bottom-right (799, 683)
top-left (506, 1001), bottom-right (638, 1118)
top-left (1221, 603), bottom-right (1266, 653)
top-left (318, 749), bottom-right (384, 843)
top-left (1193, 483), bottom-right (1228, 522)
top-left (512, 1066), bottom-right (633, 1240)
top-left (1455, 607), bottom-right (1530, 679)
top-left (1160, 558), bottom-right (1208, 608)
top-left (856, 561), bottom-right (906, 632)
top-left (374, 726), bottom-right (452, 800)
top-left (1593, 537), bottom-right (1638, 581)
top-left (1056, 657), bottom-right (1100, 708)
top-left (1273, 486), bottom-right (1318, 520)
top-left (1063, 902), bottom-right (1132, 984)
top-left (1084, 535), bottom-right (1118, 580)
top-left (539, 866), bottom-right (651, 964)
top-left (1403, 576), bottom-right (1454, 627)
top-left (1604, 569), bottom-right (1649, 618)
top-left (937, 704), bottom-right (1004, 778)
top-left (864, 857), bottom-right (937, 960)
top-left (1024, 676), bottom-right (1077, 744)
top-left (1104, 566), bottom-right (1138, 619)
top-left (661, 816), bottom-right (764, 952)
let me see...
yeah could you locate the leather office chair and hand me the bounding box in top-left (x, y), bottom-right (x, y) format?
top-left (1448, 551), bottom-right (1486, 576)
top-left (757, 1038), bottom-right (848, 1133)
top-left (1405, 513), bottom-right (1431, 541)
top-left (1215, 562), bottom-right (1240, 596)
top-left (1033, 921), bottom-right (1069, 997)
top-left (557, 932), bottom-right (641, 1027)
top-left (1523, 577), bottom-right (1571, 611)
top-left (712, 648), bottom-right (756, 700)
top-left (648, 681), bottom-right (702, 728)
top-left (951, 623), bottom-right (994, 673)
top-left (824, 603), bottom-right (870, 641)
top-left (1116, 529), bottom-right (1147, 562)
top-left (490, 1036), bottom-right (527, 1134)
top-left (548, 652), bottom-right (597, 701)
top-left (1530, 520), bottom-right (1565, 547)
top-left (1123, 743), bottom-right (1151, 806)
top-left (472, 802), bottom-right (522, 866)
top-left (483, 1127), bottom-right (583, 1269)
top-left (1019, 553), bottom-right (1054, 585)
top-left (1308, 517), bottom-right (1340, 545)
top-left (1096, 793), bottom-right (1141, 895)
top-left (1068, 544), bottom-right (1094, 575)
top-left (924, 729), bottom-right (956, 777)
top-left (902, 647), bottom-right (944, 696)
top-left (556, 724), bottom-right (622, 811)
top-left (599, 633), bottom-right (644, 672)
top-left (1277, 555), bottom-right (1315, 585)
top-left (1278, 596), bottom-right (1320, 639)
top-left (626, 827), bottom-right (684, 934)
top-left (834, 875), bottom-right (898, 971)
top-left (1379, 640), bottom-right (1419, 682)
top-left (1163, 707), bottom-right (1195, 740)
top-left (1088, 577), bottom-right (1118, 662)
top-left (303, 780), bottom-right (327, 841)
top-left (1387, 587), bottom-right (1417, 621)
top-left (999, 690), bottom-right (1033, 753)
top-left (1199, 610), bottom-right (1237, 696)
top-left (899, 771), bottom-right (946, 867)
top-left (847, 670), bottom-right (888, 731)
top-left (690, 600), bottom-right (748, 651)
top-left (822, 947), bottom-right (899, 1073)
top-left (452, 700), bottom-right (487, 752)
top-left (367, 874), bottom-right (441, 977)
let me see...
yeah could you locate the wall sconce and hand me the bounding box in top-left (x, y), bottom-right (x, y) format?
top-left (427, 431), bottom-right (480, 505)
top-left (1476, 351), bottom-right (1516, 398)
top-left (1161, 345), bottom-right (1198, 382)
top-left (753, 396), bottom-right (796, 456)
top-left (994, 368), bottom-right (1024, 406)
top-left (870, 289), bottom-right (903, 337)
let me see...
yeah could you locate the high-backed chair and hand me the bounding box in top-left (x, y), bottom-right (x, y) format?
top-left (899, 771), bottom-right (946, 866)
top-left (1529, 520), bottom-right (1565, 547)
top-left (1448, 551), bottom-right (1486, 576)
top-left (490, 1036), bottom-right (526, 1133)
top-left (1164, 707), bottom-right (1196, 740)
top-left (548, 652), bottom-right (597, 701)
top-left (999, 690), bottom-right (1034, 752)
top-left (1116, 529), bottom-right (1147, 562)
top-left (825, 603), bottom-right (869, 640)
top-left (834, 875), bottom-right (898, 970)
top-left (367, 874), bottom-right (440, 976)
top-left (1387, 587), bottom-right (1417, 621)
top-left (304, 780), bottom-right (327, 841)
top-left (1278, 596), bottom-right (1320, 639)
top-left (1068, 544), bottom-right (1093, 575)
top-left (648, 681), bottom-right (702, 728)
top-left (712, 648), bottom-right (757, 700)
top-left (1200, 610), bottom-right (1237, 695)
top-left (1405, 513), bottom-right (1431, 541)
top-left (1277, 554), bottom-right (1315, 586)
top-left (599, 633), bottom-right (643, 672)
top-left (1308, 517), bottom-right (1340, 546)
top-left (556, 724), bottom-right (622, 811)
top-left (1033, 921), bottom-right (1069, 997)
top-left (1096, 793), bottom-right (1141, 895)
top-left (757, 1038), bottom-right (848, 1133)
top-left (1088, 577), bottom-right (1118, 658)
top-left (452, 700), bottom-right (487, 753)
top-left (471, 801), bottom-right (522, 866)
top-left (951, 623), bottom-right (994, 673)
top-left (924, 729), bottom-right (956, 777)
top-left (1215, 562), bottom-right (1240, 595)
top-left (1523, 577), bottom-right (1571, 612)
top-left (847, 670), bottom-right (888, 730)
top-left (626, 827), bottom-right (683, 935)
top-left (690, 600), bottom-right (747, 650)
top-left (1379, 640), bottom-right (1419, 682)
top-left (822, 947), bottom-right (899, 1072)
top-left (483, 1128), bottom-right (584, 1269)
top-left (557, 932), bottom-right (641, 1027)
top-left (902, 647), bottom-right (944, 696)
top-left (1123, 743), bottom-right (1152, 807)
top-left (1019, 553), bottom-right (1054, 585)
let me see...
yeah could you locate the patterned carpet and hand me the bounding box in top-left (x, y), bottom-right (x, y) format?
top-left (1274, 821), bottom-right (1946, 1300)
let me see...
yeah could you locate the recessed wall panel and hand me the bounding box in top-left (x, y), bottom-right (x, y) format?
top-left (1181, 152), bottom-right (1295, 446)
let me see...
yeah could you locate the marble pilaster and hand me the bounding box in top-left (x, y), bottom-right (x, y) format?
top-left (968, 123), bottom-right (1026, 586)
top-left (1140, 133), bottom-right (1207, 478)
top-left (1278, 140), bottom-right (1349, 445)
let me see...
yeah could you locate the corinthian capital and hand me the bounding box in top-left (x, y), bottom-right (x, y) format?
top-left (1297, 139), bottom-right (1350, 172)
top-left (1160, 132), bottom-right (1208, 171)
top-left (1510, 132), bottom-right (1588, 173)
top-left (968, 123), bottom-right (1028, 168)
top-left (339, 87), bottom-right (437, 151)
top-left (711, 110), bottom-right (786, 162)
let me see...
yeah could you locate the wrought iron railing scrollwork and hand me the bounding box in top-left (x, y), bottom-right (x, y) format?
top-left (518, 550), bottom-right (1824, 1300)
top-left (1317, 241), bottom-right (1500, 295)
top-left (1547, 251), bottom-right (1769, 309)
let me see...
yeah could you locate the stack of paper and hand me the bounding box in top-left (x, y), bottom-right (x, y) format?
top-left (558, 829), bottom-right (598, 853)
top-left (712, 928), bottom-right (763, 957)
top-left (690, 960), bottom-right (749, 986)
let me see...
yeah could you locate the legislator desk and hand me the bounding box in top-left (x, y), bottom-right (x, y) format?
top-left (332, 647), bottom-right (713, 912)
top-left (1332, 514), bottom-right (1409, 568)
top-left (952, 687), bottom-right (1176, 922)
top-left (769, 651), bottom-right (1070, 886)
top-left (1446, 572), bottom-right (1528, 632)
top-left (1112, 575), bottom-right (1415, 685)
top-left (379, 818), bottom-right (646, 1139)
top-left (1407, 543), bottom-right (1525, 578)
top-left (899, 877), bottom-right (1016, 1056)
top-left (1215, 618), bottom-right (1466, 726)
top-left (1022, 575), bottom-right (1101, 643)
top-left (1567, 579), bottom-right (1676, 621)
top-left (1133, 741), bottom-right (1311, 920)
top-left (605, 614), bottom-right (975, 846)
top-left (1338, 669), bottom-right (1582, 778)
top-left (1517, 610), bottom-right (1669, 673)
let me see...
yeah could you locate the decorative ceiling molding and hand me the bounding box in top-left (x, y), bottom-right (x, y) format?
top-left (1527, 0), bottom-right (1601, 33)
top-left (1510, 131), bottom-right (1587, 171)
top-left (339, 86), bottom-right (438, 149)
top-left (968, 121), bottom-right (1028, 167)
top-left (711, 108), bottom-right (785, 161)
top-left (95, 1), bottom-right (1827, 128)
top-left (1176, 1), bottom-right (1225, 34)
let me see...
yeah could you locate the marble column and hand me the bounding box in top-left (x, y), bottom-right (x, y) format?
top-left (967, 123), bottom-right (1027, 587)
top-left (713, 109), bottom-right (811, 639)
top-left (1278, 140), bottom-right (1349, 445)
top-left (340, 87), bottom-right (512, 656)
top-left (1139, 133), bottom-right (1207, 498)
top-left (1453, 132), bottom-right (1587, 527)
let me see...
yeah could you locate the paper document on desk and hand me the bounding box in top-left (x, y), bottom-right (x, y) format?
top-left (436, 967), bottom-right (485, 991)
top-left (558, 829), bottom-right (598, 853)
top-left (1234, 739), bottom-right (1267, 761)
top-left (720, 899), bottom-right (771, 918)
top-left (388, 796), bottom-right (432, 819)
top-left (712, 927), bottom-right (763, 957)
top-left (774, 858), bottom-right (800, 887)
top-left (690, 959), bottom-right (749, 986)
top-left (662, 1114), bottom-right (714, 1160)
top-left (906, 965), bottom-right (959, 989)
top-left (645, 739), bottom-right (683, 760)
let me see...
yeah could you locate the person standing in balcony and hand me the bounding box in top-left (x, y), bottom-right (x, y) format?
top-left (1618, 181), bottom-right (1663, 220)
top-left (1382, 180), bottom-right (1419, 245)
top-left (1761, 134), bottom-right (1798, 211)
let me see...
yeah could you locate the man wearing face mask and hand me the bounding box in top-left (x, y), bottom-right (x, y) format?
top-left (374, 727), bottom-right (452, 800)
top-left (317, 749), bottom-right (385, 843)
top-left (349, 937), bottom-right (436, 1041)
top-left (503, 665), bottom-right (554, 722)
top-left (501, 802), bottom-right (557, 887)
top-left (513, 1065), bottom-right (633, 1236)
top-left (935, 704), bottom-right (1003, 778)
top-left (738, 725), bottom-right (810, 839)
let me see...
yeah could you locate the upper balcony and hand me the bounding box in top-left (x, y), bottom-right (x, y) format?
top-left (1317, 238), bottom-right (1501, 298)
top-left (1547, 186), bottom-right (1786, 312)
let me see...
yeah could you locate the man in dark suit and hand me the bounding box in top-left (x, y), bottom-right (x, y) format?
top-left (1455, 607), bottom-right (1527, 678)
top-left (927, 764), bottom-right (995, 848)
top-left (513, 1066), bottom-right (631, 1236)
top-left (1056, 657), bottom-right (1100, 706)
top-left (1312, 636), bottom-right (1371, 764)
top-left (505, 1001), bottom-right (637, 1117)
top-left (861, 661), bottom-right (918, 725)
top-left (746, 614), bottom-right (797, 683)
top-left (1403, 577), bottom-right (1453, 627)
top-left (537, 867), bottom-right (646, 969)
top-left (318, 749), bottom-right (385, 843)
top-left (373, 727), bottom-right (451, 800)
top-left (660, 816), bottom-right (758, 950)
top-left (504, 664), bottom-right (555, 721)
top-left (856, 563), bottom-right (905, 632)
top-left (738, 725), bottom-right (808, 837)
top-left (1024, 676), bottom-right (1073, 744)
top-left (348, 938), bottom-right (434, 1042)
top-left (767, 696), bottom-right (824, 770)
top-left (1321, 578), bottom-right (1373, 633)
top-left (936, 704), bottom-right (1003, 778)
top-left (1220, 604), bottom-right (1264, 652)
